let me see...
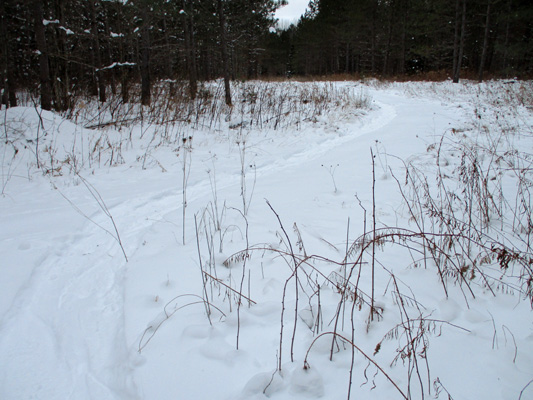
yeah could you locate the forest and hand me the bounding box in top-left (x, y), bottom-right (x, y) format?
top-left (1, 1), bottom-right (533, 399)
top-left (1, 0), bottom-right (532, 111)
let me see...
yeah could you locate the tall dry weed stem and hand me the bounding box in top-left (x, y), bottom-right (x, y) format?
top-left (223, 81), bottom-right (532, 399)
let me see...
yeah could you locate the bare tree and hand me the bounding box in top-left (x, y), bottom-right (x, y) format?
top-left (182, 0), bottom-right (198, 100)
top-left (89, 0), bottom-right (106, 103)
top-left (453, 0), bottom-right (467, 83)
top-left (478, 0), bottom-right (491, 82)
top-left (32, 0), bottom-right (52, 110)
top-left (0, 1), bottom-right (17, 107)
top-left (218, 0), bottom-right (232, 106)
top-left (139, 0), bottom-right (151, 106)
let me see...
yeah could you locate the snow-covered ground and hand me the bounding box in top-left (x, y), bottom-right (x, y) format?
top-left (1, 80), bottom-right (532, 399)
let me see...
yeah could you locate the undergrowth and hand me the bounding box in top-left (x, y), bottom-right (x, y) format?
top-left (1, 80), bottom-right (369, 183)
top-left (194, 80), bottom-right (533, 399)
top-left (3, 79), bottom-right (531, 399)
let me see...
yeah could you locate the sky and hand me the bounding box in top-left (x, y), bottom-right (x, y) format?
top-left (275, 0), bottom-right (309, 24)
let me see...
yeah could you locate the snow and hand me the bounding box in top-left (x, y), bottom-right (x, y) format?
top-left (43, 19), bottom-right (60, 26)
top-left (1, 80), bottom-right (532, 400)
top-left (97, 62), bottom-right (137, 71)
top-left (60, 26), bottom-right (75, 35)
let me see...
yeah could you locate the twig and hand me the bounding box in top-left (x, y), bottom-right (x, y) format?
top-left (502, 324), bottom-right (517, 363)
top-left (195, 214), bottom-right (212, 324)
top-left (371, 148), bottom-right (376, 322)
top-left (76, 173), bottom-right (128, 262)
top-left (304, 331), bottom-right (408, 400)
top-left (138, 294), bottom-right (225, 353)
top-left (202, 271), bottom-right (256, 305)
top-left (519, 379), bottom-right (533, 400)
top-left (266, 199), bottom-right (300, 368)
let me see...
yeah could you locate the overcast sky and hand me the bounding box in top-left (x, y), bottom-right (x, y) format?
top-left (275, 0), bottom-right (309, 24)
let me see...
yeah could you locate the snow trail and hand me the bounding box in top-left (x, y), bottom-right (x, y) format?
top-left (0, 87), bottom-right (447, 400)
top-left (2, 81), bottom-right (530, 400)
top-left (0, 201), bottom-right (140, 399)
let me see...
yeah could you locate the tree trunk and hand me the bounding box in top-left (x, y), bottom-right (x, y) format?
top-left (453, 0), bottom-right (467, 83)
top-left (478, 0), bottom-right (491, 82)
top-left (103, 10), bottom-right (115, 95)
top-left (113, 1), bottom-right (129, 103)
top-left (218, 0), bottom-right (232, 106)
top-left (33, 0), bottom-right (52, 110)
top-left (345, 42), bottom-right (350, 74)
top-left (382, 6), bottom-right (394, 76)
top-left (0, 3), bottom-right (17, 108)
top-left (162, 15), bottom-right (175, 96)
top-left (183, 0), bottom-right (197, 100)
top-left (7, 64), bottom-right (17, 107)
top-left (1, 67), bottom-right (8, 107)
top-left (89, 0), bottom-right (106, 103)
top-left (452, 0), bottom-right (460, 80)
top-left (140, 4), bottom-right (151, 106)
top-left (370, 3), bottom-right (377, 74)
top-left (55, 0), bottom-right (69, 110)
top-left (501, 0), bottom-right (511, 76)
top-left (399, 1), bottom-right (407, 75)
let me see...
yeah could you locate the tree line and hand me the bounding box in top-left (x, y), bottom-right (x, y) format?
top-left (264, 0), bottom-right (532, 81)
top-left (1, 0), bottom-right (531, 111)
top-left (1, 0), bottom-right (285, 110)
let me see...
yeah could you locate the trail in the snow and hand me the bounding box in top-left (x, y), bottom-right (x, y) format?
top-left (0, 199), bottom-right (142, 399)
top-left (123, 88), bottom-right (470, 400)
top-left (0, 86), bottom-right (468, 400)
